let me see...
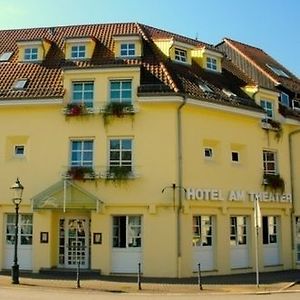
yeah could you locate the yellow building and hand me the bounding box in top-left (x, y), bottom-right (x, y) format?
top-left (0, 23), bottom-right (299, 278)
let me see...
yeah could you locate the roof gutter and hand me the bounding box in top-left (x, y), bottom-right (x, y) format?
top-left (176, 95), bottom-right (187, 278)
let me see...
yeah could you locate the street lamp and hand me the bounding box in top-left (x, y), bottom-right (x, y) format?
top-left (10, 178), bottom-right (24, 284)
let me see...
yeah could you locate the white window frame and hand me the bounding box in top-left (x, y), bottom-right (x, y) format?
top-left (192, 215), bottom-right (213, 247)
top-left (260, 99), bottom-right (274, 119)
top-left (174, 48), bottom-right (187, 63)
top-left (263, 150), bottom-right (277, 175)
top-left (109, 79), bottom-right (132, 103)
top-left (113, 215), bottom-right (142, 248)
top-left (262, 216), bottom-right (278, 244)
top-left (72, 81), bottom-right (94, 108)
top-left (109, 138), bottom-right (133, 172)
top-left (13, 144), bottom-right (25, 158)
top-left (231, 151), bottom-right (240, 163)
top-left (70, 140), bottom-right (94, 167)
top-left (6, 214), bottom-right (33, 245)
top-left (24, 47), bottom-right (38, 61)
top-left (71, 44), bottom-right (86, 59)
top-left (230, 216), bottom-right (247, 246)
top-left (120, 43), bottom-right (135, 57)
top-left (206, 57), bottom-right (217, 71)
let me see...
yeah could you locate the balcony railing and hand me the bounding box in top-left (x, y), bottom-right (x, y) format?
top-left (62, 101), bottom-right (138, 116)
top-left (262, 173), bottom-right (285, 191)
top-left (261, 118), bottom-right (281, 131)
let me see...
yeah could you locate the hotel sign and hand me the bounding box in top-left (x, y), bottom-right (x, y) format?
top-left (186, 188), bottom-right (292, 203)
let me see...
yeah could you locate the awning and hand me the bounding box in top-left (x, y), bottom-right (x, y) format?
top-left (31, 180), bottom-right (103, 212)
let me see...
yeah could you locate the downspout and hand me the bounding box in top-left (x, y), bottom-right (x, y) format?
top-left (288, 128), bottom-right (300, 265)
top-left (176, 95), bottom-right (187, 278)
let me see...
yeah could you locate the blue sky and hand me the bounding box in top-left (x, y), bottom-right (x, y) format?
top-left (0, 0), bottom-right (299, 77)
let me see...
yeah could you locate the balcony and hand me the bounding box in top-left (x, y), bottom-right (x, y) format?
top-left (63, 103), bottom-right (94, 116)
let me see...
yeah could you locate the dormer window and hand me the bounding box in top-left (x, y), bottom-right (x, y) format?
top-left (206, 57), bottom-right (217, 71)
top-left (65, 37), bottom-right (95, 60)
top-left (120, 43), bottom-right (135, 57)
top-left (24, 47), bottom-right (38, 61)
top-left (0, 51), bottom-right (13, 62)
top-left (175, 48), bottom-right (187, 63)
top-left (113, 35), bottom-right (142, 59)
top-left (12, 79), bottom-right (28, 90)
top-left (222, 89), bottom-right (237, 98)
top-left (280, 92), bottom-right (289, 107)
top-left (71, 45), bottom-right (86, 59)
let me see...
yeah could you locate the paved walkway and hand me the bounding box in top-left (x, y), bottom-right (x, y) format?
top-left (0, 270), bottom-right (299, 294)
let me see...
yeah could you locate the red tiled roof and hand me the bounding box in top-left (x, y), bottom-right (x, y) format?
top-left (0, 22), bottom-right (261, 113)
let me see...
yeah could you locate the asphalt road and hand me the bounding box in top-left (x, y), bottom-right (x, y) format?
top-left (0, 285), bottom-right (299, 300)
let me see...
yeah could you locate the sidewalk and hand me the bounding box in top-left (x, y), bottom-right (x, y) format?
top-left (0, 270), bottom-right (299, 294)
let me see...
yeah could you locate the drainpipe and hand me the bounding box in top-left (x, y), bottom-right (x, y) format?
top-left (176, 95), bottom-right (187, 278)
top-left (288, 128), bottom-right (300, 265)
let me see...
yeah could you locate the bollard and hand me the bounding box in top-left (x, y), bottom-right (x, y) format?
top-left (137, 262), bottom-right (142, 290)
top-left (76, 259), bottom-right (80, 288)
top-left (198, 263), bottom-right (203, 290)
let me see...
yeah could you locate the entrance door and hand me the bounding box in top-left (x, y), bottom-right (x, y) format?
top-left (4, 214), bottom-right (33, 270)
top-left (263, 216), bottom-right (280, 266)
top-left (192, 215), bottom-right (214, 271)
top-left (112, 216), bottom-right (142, 273)
top-left (230, 216), bottom-right (249, 269)
top-left (59, 217), bottom-right (89, 269)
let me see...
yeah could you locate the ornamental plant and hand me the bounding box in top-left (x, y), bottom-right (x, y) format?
top-left (67, 166), bottom-right (95, 180)
top-left (65, 103), bottom-right (87, 116)
top-left (263, 173), bottom-right (285, 191)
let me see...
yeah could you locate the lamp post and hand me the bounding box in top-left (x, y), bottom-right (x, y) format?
top-left (10, 178), bottom-right (24, 284)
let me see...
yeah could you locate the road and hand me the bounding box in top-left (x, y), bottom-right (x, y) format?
top-left (0, 285), bottom-right (299, 300)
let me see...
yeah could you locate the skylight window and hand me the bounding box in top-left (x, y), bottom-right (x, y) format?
top-left (0, 51), bottom-right (13, 62)
top-left (222, 89), bottom-right (237, 98)
top-left (12, 79), bottom-right (28, 90)
top-left (266, 64), bottom-right (290, 78)
top-left (199, 83), bottom-right (213, 93)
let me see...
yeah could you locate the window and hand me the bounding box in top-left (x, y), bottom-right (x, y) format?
top-left (296, 217), bottom-right (300, 262)
top-left (72, 81), bottom-right (94, 108)
top-left (266, 64), bottom-right (289, 78)
top-left (109, 138), bottom-right (132, 173)
top-left (292, 99), bottom-right (300, 111)
top-left (199, 83), bottom-right (213, 93)
top-left (262, 216), bottom-right (278, 244)
top-left (24, 47), bottom-right (38, 61)
top-left (6, 214), bottom-right (33, 245)
top-left (230, 216), bottom-right (247, 246)
top-left (174, 48), bottom-right (187, 63)
top-left (206, 57), bottom-right (217, 71)
top-left (0, 51), bottom-right (13, 62)
top-left (12, 79), bottom-right (28, 90)
top-left (280, 92), bottom-right (290, 107)
top-left (70, 140), bottom-right (93, 167)
top-left (222, 89), bottom-right (237, 98)
top-left (110, 80), bottom-right (132, 103)
top-left (231, 151), bottom-right (239, 163)
top-left (263, 150), bottom-right (277, 175)
top-left (204, 147), bottom-right (213, 159)
top-left (260, 100), bottom-right (273, 119)
top-left (113, 216), bottom-right (141, 248)
top-left (71, 45), bottom-right (86, 59)
top-left (120, 43), bottom-right (135, 57)
top-left (192, 216), bottom-right (213, 247)
top-left (14, 145), bottom-right (25, 158)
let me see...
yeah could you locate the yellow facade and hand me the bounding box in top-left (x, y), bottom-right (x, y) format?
top-left (1, 23), bottom-right (300, 279)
